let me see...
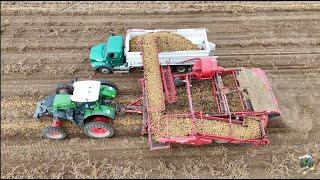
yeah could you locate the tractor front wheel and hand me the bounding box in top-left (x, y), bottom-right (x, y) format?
top-left (84, 122), bottom-right (114, 138)
top-left (42, 126), bottom-right (66, 140)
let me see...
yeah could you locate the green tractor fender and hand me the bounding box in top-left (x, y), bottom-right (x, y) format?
top-left (84, 105), bottom-right (116, 121)
top-left (100, 84), bottom-right (118, 99)
top-left (52, 94), bottom-right (76, 111)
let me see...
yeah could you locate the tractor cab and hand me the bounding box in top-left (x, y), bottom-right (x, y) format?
top-left (70, 80), bottom-right (101, 103)
top-left (70, 80), bottom-right (117, 120)
top-left (90, 35), bottom-right (125, 73)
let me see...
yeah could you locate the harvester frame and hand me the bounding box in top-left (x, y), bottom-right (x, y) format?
top-left (121, 51), bottom-right (281, 150)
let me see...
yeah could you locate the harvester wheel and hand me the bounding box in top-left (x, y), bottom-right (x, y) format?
top-left (99, 66), bottom-right (113, 74)
top-left (175, 65), bottom-right (188, 73)
top-left (84, 121), bottom-right (114, 138)
top-left (100, 80), bottom-right (119, 93)
top-left (42, 126), bottom-right (66, 140)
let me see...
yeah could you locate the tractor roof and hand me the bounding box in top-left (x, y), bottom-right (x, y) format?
top-left (70, 81), bottom-right (101, 102)
top-left (106, 35), bottom-right (123, 53)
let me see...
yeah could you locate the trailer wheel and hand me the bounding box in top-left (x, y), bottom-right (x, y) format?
top-left (99, 66), bottom-right (113, 74)
top-left (42, 126), bottom-right (66, 140)
top-left (84, 121), bottom-right (114, 138)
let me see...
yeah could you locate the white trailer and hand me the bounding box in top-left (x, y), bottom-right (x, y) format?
top-left (123, 28), bottom-right (216, 72)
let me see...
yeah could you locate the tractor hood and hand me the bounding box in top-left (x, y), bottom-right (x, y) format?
top-left (90, 43), bottom-right (105, 62)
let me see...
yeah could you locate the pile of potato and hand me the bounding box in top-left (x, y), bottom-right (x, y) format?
top-left (157, 117), bottom-right (193, 138)
top-left (140, 37), bottom-right (165, 139)
top-left (221, 74), bottom-right (238, 90)
top-left (130, 32), bottom-right (199, 52)
top-left (196, 119), bottom-right (230, 137)
top-left (141, 36), bottom-right (165, 111)
top-left (165, 85), bottom-right (190, 114)
top-left (231, 117), bottom-right (261, 139)
top-left (198, 117), bottom-right (261, 139)
top-left (191, 80), bottom-right (219, 114)
top-left (226, 92), bottom-right (243, 112)
top-left (165, 80), bottom-right (219, 115)
top-left (155, 116), bottom-right (261, 140)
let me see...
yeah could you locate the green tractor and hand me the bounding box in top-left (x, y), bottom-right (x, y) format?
top-left (33, 79), bottom-right (119, 140)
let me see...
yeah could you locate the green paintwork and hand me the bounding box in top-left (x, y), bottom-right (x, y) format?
top-left (90, 43), bottom-right (105, 62)
top-left (89, 35), bottom-right (125, 70)
top-left (106, 36), bottom-right (123, 53)
top-left (84, 104), bottom-right (116, 119)
top-left (52, 94), bottom-right (76, 111)
top-left (100, 85), bottom-right (117, 99)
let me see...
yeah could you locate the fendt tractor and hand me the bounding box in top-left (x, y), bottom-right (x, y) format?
top-left (33, 80), bottom-right (119, 139)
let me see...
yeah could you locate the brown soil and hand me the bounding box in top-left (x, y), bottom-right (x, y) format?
top-left (1, 1), bottom-right (320, 179)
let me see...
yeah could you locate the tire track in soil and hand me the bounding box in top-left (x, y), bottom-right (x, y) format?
top-left (2, 65), bottom-right (319, 96)
top-left (2, 39), bottom-right (320, 53)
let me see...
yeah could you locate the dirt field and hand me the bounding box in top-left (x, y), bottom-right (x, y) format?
top-left (1, 1), bottom-right (320, 178)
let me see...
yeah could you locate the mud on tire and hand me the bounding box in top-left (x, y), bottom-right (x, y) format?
top-left (84, 121), bottom-right (114, 138)
top-left (42, 126), bottom-right (67, 140)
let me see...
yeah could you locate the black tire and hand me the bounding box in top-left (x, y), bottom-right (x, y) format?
top-left (175, 65), bottom-right (188, 73)
top-left (83, 121), bottom-right (114, 138)
top-left (99, 66), bottom-right (113, 74)
top-left (55, 83), bottom-right (74, 94)
top-left (42, 126), bottom-right (66, 140)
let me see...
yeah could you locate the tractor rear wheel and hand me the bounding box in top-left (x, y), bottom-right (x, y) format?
top-left (83, 121), bottom-right (114, 138)
top-left (42, 126), bottom-right (66, 140)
